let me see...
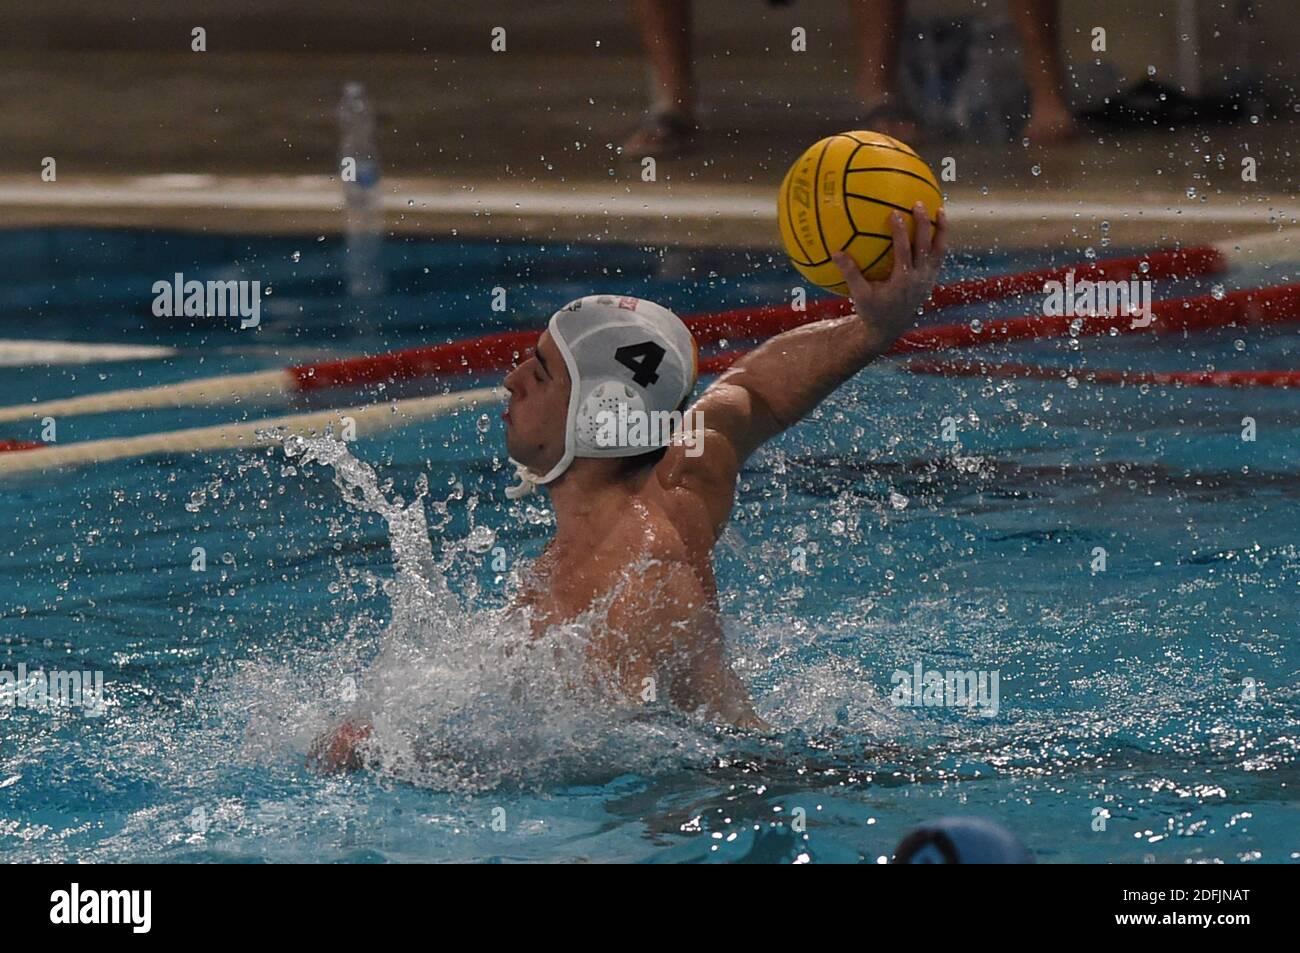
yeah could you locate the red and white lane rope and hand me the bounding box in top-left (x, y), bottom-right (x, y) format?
top-left (903, 361), bottom-right (1300, 389)
top-left (2, 232), bottom-right (1296, 474)
top-left (3, 231), bottom-right (1291, 424)
top-left (697, 282), bottom-right (1300, 374)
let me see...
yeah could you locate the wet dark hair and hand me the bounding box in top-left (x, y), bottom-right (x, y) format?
top-left (616, 393), bottom-right (692, 476)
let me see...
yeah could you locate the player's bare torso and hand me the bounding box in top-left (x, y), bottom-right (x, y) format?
top-left (510, 452), bottom-right (752, 721)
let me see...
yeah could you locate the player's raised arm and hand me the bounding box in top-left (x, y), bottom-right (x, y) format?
top-left (677, 204), bottom-right (946, 515)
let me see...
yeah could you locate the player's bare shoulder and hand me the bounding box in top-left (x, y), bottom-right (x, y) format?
top-left (653, 414), bottom-right (739, 541)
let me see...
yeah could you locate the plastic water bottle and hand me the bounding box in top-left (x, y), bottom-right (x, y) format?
top-left (338, 82), bottom-right (384, 297)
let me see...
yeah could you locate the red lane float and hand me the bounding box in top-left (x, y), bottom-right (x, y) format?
top-left (926, 245), bottom-right (1227, 312)
top-left (903, 360), bottom-right (1300, 389)
top-left (697, 282), bottom-right (1300, 376)
top-left (894, 282), bottom-right (1300, 352)
top-left (291, 245), bottom-right (1234, 391)
top-left (293, 329), bottom-right (538, 391)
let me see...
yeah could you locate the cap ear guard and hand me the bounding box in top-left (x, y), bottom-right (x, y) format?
top-left (574, 379), bottom-right (650, 455)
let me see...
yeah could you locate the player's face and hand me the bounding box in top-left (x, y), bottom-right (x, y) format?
top-left (503, 330), bottom-right (571, 474)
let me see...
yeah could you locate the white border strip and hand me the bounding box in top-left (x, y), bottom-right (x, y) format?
top-left (0, 182), bottom-right (1293, 225)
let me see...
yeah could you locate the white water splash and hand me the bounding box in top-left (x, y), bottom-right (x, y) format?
top-left (268, 434), bottom-right (729, 793)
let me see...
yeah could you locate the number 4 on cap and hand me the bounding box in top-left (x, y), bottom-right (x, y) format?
top-left (614, 341), bottom-right (665, 387)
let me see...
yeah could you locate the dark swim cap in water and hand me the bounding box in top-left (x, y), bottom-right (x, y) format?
top-left (892, 816), bottom-right (1033, 864)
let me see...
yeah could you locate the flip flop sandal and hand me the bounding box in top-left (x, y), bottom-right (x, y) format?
top-left (621, 110), bottom-right (697, 159)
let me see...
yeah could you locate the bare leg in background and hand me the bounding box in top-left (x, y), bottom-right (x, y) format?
top-left (851, 0), bottom-right (919, 140)
top-left (623, 0), bottom-right (697, 156)
top-left (1009, 0), bottom-right (1079, 142)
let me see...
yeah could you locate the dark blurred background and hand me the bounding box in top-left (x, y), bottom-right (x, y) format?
top-left (2, 0), bottom-right (1294, 184)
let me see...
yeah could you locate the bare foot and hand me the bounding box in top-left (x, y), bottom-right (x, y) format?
top-left (861, 97), bottom-right (921, 144)
top-left (1023, 104), bottom-right (1079, 144)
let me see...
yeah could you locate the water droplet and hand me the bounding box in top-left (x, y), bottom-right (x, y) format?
top-left (1186, 187), bottom-right (1197, 198)
top-left (970, 319), bottom-right (983, 333)
top-left (290, 250), bottom-right (301, 263)
top-left (1147, 65), bottom-right (1157, 76)
top-left (1138, 260), bottom-right (1150, 273)
top-left (889, 491), bottom-right (909, 510)
top-left (1234, 338), bottom-right (1246, 351)
top-left (1210, 284), bottom-right (1226, 300)
top-left (1030, 164), bottom-right (1041, 176)
top-left (476, 413), bottom-right (491, 433)
top-left (465, 525), bottom-right (496, 554)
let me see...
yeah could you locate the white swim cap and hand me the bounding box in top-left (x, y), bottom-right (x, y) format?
top-left (506, 294), bottom-right (698, 499)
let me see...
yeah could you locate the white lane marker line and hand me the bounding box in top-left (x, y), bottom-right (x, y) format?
top-left (0, 386), bottom-right (507, 476)
top-left (0, 339), bottom-right (176, 366)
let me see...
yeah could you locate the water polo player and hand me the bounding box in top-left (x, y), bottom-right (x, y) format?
top-left (313, 203), bottom-right (947, 771)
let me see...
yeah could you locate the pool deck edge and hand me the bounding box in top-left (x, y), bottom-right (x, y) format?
top-left (0, 175), bottom-right (1294, 253)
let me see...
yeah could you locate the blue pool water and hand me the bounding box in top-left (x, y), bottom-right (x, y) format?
top-left (1, 228), bottom-right (1297, 863)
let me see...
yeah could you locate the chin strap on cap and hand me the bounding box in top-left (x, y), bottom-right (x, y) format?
top-left (504, 459), bottom-right (542, 500)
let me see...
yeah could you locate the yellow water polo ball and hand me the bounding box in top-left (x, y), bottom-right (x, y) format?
top-left (777, 130), bottom-right (943, 295)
